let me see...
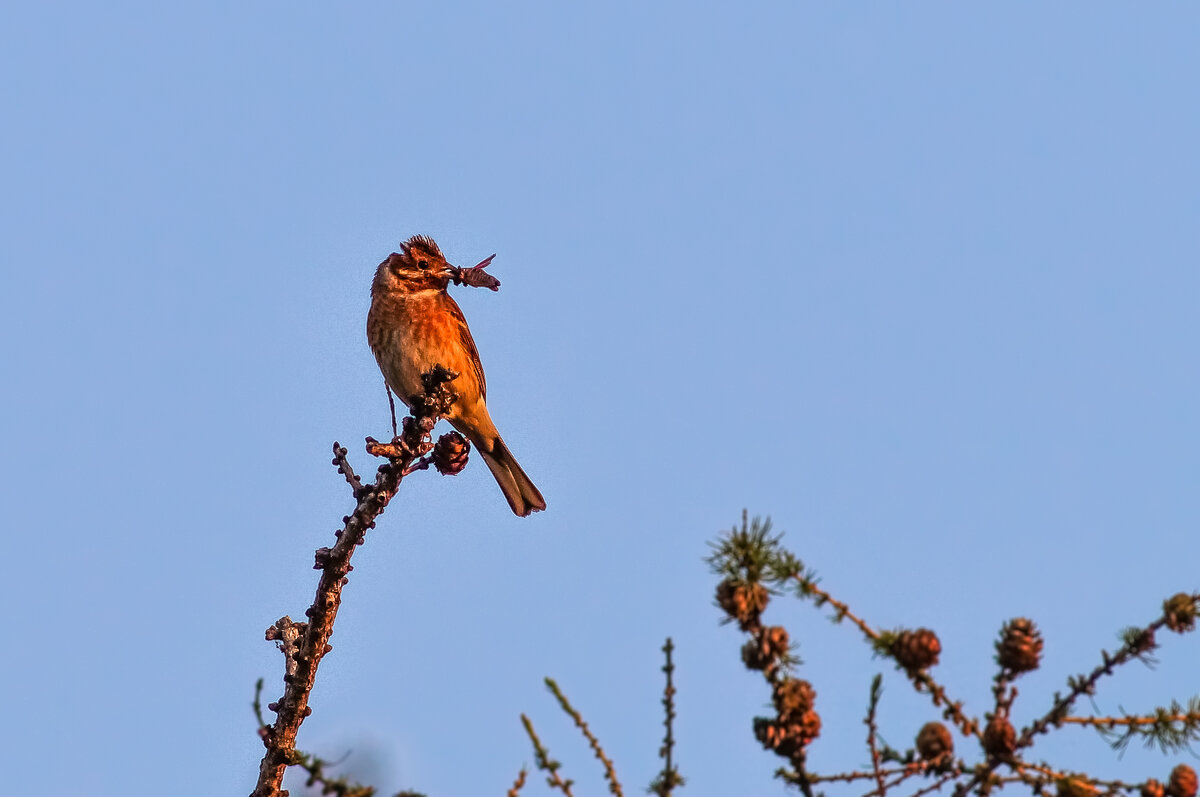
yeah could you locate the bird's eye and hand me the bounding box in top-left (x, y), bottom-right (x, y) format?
top-left (417, 260), bottom-right (428, 271)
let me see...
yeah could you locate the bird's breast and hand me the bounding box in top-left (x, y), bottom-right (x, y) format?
top-left (368, 290), bottom-right (481, 408)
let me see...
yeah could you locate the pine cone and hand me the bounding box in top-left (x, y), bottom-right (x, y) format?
top-left (754, 713), bottom-right (821, 759)
top-left (742, 626), bottom-right (789, 672)
top-left (892, 628), bottom-right (942, 672)
top-left (1127, 628), bottom-right (1158, 657)
top-left (1163, 594), bottom-right (1197, 634)
top-left (982, 714), bottom-right (1016, 758)
top-left (431, 431), bottom-right (470, 475)
top-left (1143, 780), bottom-right (1166, 797)
top-left (1168, 765), bottom-right (1198, 797)
top-left (996, 617), bottom-right (1044, 674)
top-left (773, 678), bottom-right (816, 723)
top-left (764, 626), bottom-right (789, 657)
top-left (715, 579), bottom-right (769, 629)
top-left (792, 710), bottom-right (822, 749)
top-left (741, 638), bottom-right (769, 671)
top-left (916, 722), bottom-right (953, 765)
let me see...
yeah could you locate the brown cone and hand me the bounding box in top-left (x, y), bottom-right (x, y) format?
top-left (754, 713), bottom-right (821, 759)
top-left (982, 714), bottom-right (1016, 758)
top-left (742, 626), bottom-right (789, 672)
top-left (715, 579), bottom-right (769, 629)
top-left (916, 722), bottom-right (954, 764)
top-left (432, 431), bottom-right (470, 475)
top-left (996, 617), bottom-right (1044, 674)
top-left (1168, 765), bottom-right (1198, 797)
top-left (1164, 594), bottom-right (1197, 634)
top-left (773, 678), bottom-right (816, 723)
top-left (893, 628), bottom-right (942, 672)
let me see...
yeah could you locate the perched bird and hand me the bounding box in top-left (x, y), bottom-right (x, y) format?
top-left (367, 235), bottom-right (546, 517)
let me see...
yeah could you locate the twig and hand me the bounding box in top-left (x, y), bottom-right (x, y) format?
top-left (1062, 713), bottom-right (1197, 728)
top-left (250, 368), bottom-right (462, 797)
top-left (544, 678), bottom-right (624, 797)
top-left (1018, 616), bottom-right (1173, 750)
top-left (250, 444), bottom-right (405, 796)
top-left (286, 747), bottom-right (377, 797)
top-left (253, 678), bottom-right (269, 735)
top-left (521, 713), bottom-right (575, 797)
top-left (908, 770), bottom-right (961, 797)
top-left (333, 446), bottom-right (365, 494)
top-left (864, 767), bottom-right (923, 797)
top-left (909, 671), bottom-right (980, 740)
top-left (1013, 760), bottom-right (1142, 794)
top-left (386, 383), bottom-right (398, 440)
top-left (865, 674), bottom-right (887, 796)
top-left (801, 580), bottom-right (881, 642)
top-left (803, 766), bottom-right (913, 785)
top-left (797, 572), bottom-right (977, 740)
top-left (507, 767), bottom-right (528, 797)
top-left (650, 638), bottom-right (684, 796)
top-left (1073, 700), bottom-right (1200, 754)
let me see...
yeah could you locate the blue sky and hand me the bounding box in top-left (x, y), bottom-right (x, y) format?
top-left (2, 4), bottom-right (1198, 795)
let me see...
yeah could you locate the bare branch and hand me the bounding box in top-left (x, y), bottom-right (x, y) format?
top-left (521, 713), bottom-right (575, 797)
top-left (544, 678), bottom-right (624, 797)
top-left (649, 638), bottom-right (685, 797)
top-left (250, 368), bottom-right (465, 797)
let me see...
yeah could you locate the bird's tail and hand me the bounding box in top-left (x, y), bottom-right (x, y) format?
top-left (478, 436), bottom-right (546, 517)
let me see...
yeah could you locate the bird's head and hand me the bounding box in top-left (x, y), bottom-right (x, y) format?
top-left (373, 235), bottom-right (455, 295)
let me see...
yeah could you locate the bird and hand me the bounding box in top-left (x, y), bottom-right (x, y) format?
top-left (367, 235), bottom-right (546, 517)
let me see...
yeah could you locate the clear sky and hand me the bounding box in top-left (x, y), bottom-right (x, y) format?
top-left (2, 4), bottom-right (1197, 796)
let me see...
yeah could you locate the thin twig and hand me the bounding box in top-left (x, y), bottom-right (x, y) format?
top-left (864, 674), bottom-right (887, 796)
top-left (864, 768), bottom-right (923, 797)
top-left (386, 383), bottom-right (398, 440)
top-left (804, 766), bottom-right (913, 785)
top-left (544, 678), bottom-right (624, 797)
top-left (909, 670), bottom-right (980, 740)
top-left (252, 678), bottom-right (269, 734)
top-left (521, 713), bottom-right (575, 797)
top-left (1013, 761), bottom-right (1142, 794)
top-left (661, 639), bottom-right (677, 785)
top-left (1061, 712), bottom-right (1200, 728)
top-left (802, 580), bottom-right (881, 641)
top-left (650, 638), bottom-right (684, 796)
top-left (507, 767), bottom-right (528, 797)
top-left (286, 747), bottom-right (376, 797)
top-left (908, 770), bottom-right (961, 797)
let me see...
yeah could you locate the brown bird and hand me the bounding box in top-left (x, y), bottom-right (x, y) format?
top-left (367, 235), bottom-right (546, 516)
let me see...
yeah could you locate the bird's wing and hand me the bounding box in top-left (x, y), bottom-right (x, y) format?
top-left (445, 294), bottom-right (487, 399)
